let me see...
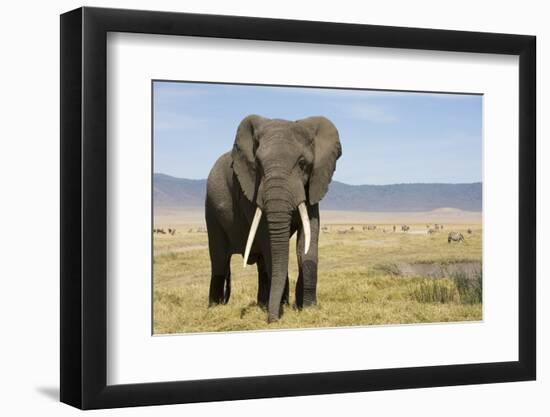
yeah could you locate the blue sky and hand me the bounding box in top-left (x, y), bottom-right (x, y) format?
top-left (153, 81), bottom-right (482, 185)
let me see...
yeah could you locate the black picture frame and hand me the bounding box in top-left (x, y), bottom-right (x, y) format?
top-left (60, 6), bottom-right (536, 410)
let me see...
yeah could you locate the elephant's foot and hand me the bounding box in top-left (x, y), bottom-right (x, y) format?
top-left (208, 274), bottom-right (230, 306)
top-left (294, 290), bottom-right (316, 310)
top-left (302, 298), bottom-right (317, 308)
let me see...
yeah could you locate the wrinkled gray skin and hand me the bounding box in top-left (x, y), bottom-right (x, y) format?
top-left (205, 115), bottom-right (342, 322)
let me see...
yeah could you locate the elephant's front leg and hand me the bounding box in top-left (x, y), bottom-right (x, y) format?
top-left (295, 204), bottom-right (320, 309)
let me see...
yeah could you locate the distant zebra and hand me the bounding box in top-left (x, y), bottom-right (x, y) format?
top-left (448, 231), bottom-right (465, 243)
top-left (363, 225), bottom-right (377, 231)
top-left (427, 228), bottom-right (437, 235)
top-left (401, 225), bottom-right (410, 232)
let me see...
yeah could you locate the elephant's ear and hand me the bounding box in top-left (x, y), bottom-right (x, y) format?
top-left (298, 116), bottom-right (342, 205)
top-left (231, 115), bottom-right (267, 201)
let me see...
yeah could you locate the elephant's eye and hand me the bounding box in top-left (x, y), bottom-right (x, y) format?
top-left (298, 157), bottom-right (307, 170)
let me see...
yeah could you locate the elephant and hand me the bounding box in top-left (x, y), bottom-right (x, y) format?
top-left (205, 115), bottom-right (342, 322)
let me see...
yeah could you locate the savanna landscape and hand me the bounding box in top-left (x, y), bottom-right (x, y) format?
top-left (153, 207), bottom-right (482, 334)
top-left (152, 82), bottom-right (483, 334)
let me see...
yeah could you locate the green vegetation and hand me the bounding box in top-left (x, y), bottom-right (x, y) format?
top-left (410, 278), bottom-right (459, 304)
top-left (153, 222), bottom-right (482, 334)
top-left (409, 272), bottom-right (483, 305)
top-left (454, 272), bottom-right (483, 304)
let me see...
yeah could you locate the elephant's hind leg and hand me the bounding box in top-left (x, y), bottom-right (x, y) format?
top-left (223, 261), bottom-right (231, 304)
top-left (207, 213), bottom-right (232, 306)
top-left (208, 257), bottom-right (231, 306)
top-left (256, 258), bottom-right (270, 309)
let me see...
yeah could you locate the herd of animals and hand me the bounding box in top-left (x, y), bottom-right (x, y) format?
top-left (153, 227), bottom-right (208, 235)
top-left (320, 223), bottom-right (470, 243)
top-left (152, 228), bottom-right (177, 235)
top-left (155, 224), bottom-right (471, 243)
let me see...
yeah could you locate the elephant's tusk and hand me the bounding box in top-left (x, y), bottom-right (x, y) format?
top-left (298, 202), bottom-right (311, 255)
top-left (243, 207), bottom-right (262, 268)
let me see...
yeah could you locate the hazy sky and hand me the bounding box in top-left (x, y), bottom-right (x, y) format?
top-left (153, 81), bottom-right (482, 185)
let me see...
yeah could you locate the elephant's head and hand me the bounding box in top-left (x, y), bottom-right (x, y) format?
top-left (231, 115), bottom-right (342, 321)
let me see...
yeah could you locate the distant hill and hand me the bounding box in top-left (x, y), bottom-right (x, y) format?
top-left (153, 174), bottom-right (207, 208)
top-left (153, 173), bottom-right (482, 212)
top-left (322, 181), bottom-right (481, 211)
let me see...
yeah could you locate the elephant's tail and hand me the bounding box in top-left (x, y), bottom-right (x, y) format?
top-left (223, 272), bottom-right (231, 304)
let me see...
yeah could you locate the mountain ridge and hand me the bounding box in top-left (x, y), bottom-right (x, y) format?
top-left (153, 173), bottom-right (482, 212)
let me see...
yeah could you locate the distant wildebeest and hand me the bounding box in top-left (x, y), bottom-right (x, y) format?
top-left (467, 228), bottom-right (472, 234)
top-left (427, 228), bottom-right (437, 235)
top-left (157, 228), bottom-right (166, 234)
top-left (401, 225), bottom-right (410, 232)
top-left (393, 225), bottom-right (396, 232)
top-left (168, 228), bottom-right (176, 235)
top-left (440, 225), bottom-right (444, 230)
top-left (364, 225), bottom-right (377, 231)
top-left (434, 224), bottom-right (440, 230)
top-left (350, 226), bottom-right (355, 231)
top-left (448, 231), bottom-right (465, 243)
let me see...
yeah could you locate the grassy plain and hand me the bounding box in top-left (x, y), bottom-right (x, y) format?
top-left (153, 208), bottom-right (482, 334)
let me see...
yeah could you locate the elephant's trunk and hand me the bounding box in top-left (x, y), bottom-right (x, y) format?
top-left (265, 209), bottom-right (291, 322)
top-left (263, 175), bottom-right (293, 322)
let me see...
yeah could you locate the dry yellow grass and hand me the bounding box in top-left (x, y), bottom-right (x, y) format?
top-left (153, 212), bottom-right (482, 334)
